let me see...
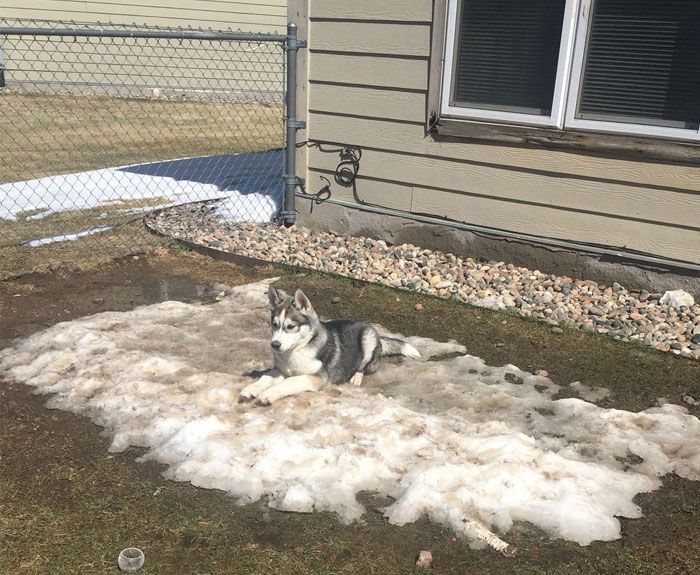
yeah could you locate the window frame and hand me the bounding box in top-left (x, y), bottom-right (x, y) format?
top-left (564, 0), bottom-right (700, 142)
top-left (436, 0), bottom-right (700, 145)
top-left (441, 0), bottom-right (579, 129)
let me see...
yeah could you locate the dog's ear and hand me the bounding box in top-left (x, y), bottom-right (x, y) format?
top-left (294, 289), bottom-right (313, 312)
top-left (268, 286), bottom-right (288, 307)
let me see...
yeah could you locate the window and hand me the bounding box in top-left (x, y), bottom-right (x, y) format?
top-left (441, 0), bottom-right (700, 141)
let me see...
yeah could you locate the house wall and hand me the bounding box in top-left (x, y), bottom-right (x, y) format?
top-left (1, 0), bottom-right (287, 32)
top-left (293, 0), bottom-right (700, 271)
top-left (1, 1), bottom-right (288, 98)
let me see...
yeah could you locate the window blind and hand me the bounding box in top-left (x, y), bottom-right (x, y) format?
top-left (577, 0), bottom-right (700, 129)
top-left (451, 0), bottom-right (566, 115)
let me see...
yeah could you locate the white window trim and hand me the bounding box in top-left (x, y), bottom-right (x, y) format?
top-left (441, 0), bottom-right (700, 142)
top-left (441, 0), bottom-right (579, 128)
top-left (564, 0), bottom-right (700, 142)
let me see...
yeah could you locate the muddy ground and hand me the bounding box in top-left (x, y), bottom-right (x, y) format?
top-left (0, 250), bottom-right (698, 574)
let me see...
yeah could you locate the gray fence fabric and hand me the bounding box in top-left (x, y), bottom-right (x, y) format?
top-left (0, 19), bottom-right (285, 271)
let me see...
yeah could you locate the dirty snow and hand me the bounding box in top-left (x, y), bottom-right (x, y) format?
top-left (1, 279), bottom-right (699, 552)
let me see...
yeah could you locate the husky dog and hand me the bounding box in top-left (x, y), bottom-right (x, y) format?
top-left (240, 287), bottom-right (420, 405)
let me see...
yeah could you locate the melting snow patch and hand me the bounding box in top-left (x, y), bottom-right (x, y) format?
top-left (1, 279), bottom-right (699, 553)
top-left (22, 226), bottom-right (114, 247)
top-left (0, 152), bottom-right (281, 223)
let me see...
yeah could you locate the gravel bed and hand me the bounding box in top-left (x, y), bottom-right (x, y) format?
top-left (147, 203), bottom-right (700, 360)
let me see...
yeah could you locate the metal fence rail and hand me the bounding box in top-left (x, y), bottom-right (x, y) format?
top-left (0, 18), bottom-right (301, 278)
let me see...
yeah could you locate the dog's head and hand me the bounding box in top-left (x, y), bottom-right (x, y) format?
top-left (267, 287), bottom-right (318, 352)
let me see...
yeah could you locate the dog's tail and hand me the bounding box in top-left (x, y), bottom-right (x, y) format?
top-left (379, 336), bottom-right (420, 359)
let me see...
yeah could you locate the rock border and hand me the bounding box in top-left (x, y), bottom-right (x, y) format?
top-left (145, 204), bottom-right (700, 360)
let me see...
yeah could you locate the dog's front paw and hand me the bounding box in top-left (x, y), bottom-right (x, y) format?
top-left (239, 378), bottom-right (269, 401)
top-left (349, 372), bottom-right (364, 387)
top-left (255, 387), bottom-right (280, 406)
top-left (239, 385), bottom-right (258, 402)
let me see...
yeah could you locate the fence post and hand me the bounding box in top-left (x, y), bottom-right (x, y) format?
top-left (281, 22), bottom-right (306, 226)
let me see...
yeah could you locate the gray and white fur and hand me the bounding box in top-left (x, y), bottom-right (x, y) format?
top-left (240, 287), bottom-right (420, 405)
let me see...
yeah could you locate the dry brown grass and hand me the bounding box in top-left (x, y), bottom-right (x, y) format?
top-left (0, 198), bottom-right (175, 279)
top-left (0, 219), bottom-right (173, 280)
top-left (0, 198), bottom-right (166, 248)
top-left (0, 92), bottom-right (283, 278)
top-left (0, 92), bottom-right (283, 183)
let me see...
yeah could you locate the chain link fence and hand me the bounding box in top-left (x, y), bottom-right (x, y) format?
top-left (0, 19), bottom-right (292, 278)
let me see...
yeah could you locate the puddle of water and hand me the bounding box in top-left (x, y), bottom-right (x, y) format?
top-left (146, 277), bottom-right (213, 304)
top-left (84, 276), bottom-right (223, 312)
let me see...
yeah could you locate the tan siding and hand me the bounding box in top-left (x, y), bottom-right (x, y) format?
top-left (311, 21), bottom-right (431, 56)
top-left (301, 1), bottom-right (700, 264)
top-left (309, 111), bottom-right (700, 193)
top-left (310, 0), bottom-right (432, 22)
top-left (409, 188), bottom-right (700, 264)
top-left (291, 0), bottom-right (309, 202)
top-left (2, 0), bottom-right (287, 32)
top-left (312, 53), bottom-right (427, 90)
top-left (308, 147), bottom-right (700, 229)
top-left (309, 84), bottom-right (426, 122)
top-left (2, 1), bottom-right (287, 94)
top-left (305, 169), bottom-right (699, 264)
top-left (307, 173), bottom-right (413, 211)
top-left (302, 0), bottom-right (700, 262)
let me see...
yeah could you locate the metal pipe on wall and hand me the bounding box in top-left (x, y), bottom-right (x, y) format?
top-left (296, 193), bottom-right (700, 273)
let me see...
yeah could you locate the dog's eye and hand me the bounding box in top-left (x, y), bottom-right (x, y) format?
top-left (286, 323), bottom-right (296, 330)
top-left (272, 319), bottom-right (280, 328)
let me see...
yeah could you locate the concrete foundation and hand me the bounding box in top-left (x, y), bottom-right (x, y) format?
top-left (298, 201), bottom-right (700, 297)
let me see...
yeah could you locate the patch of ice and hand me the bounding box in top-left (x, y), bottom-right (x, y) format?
top-left (1, 279), bottom-right (699, 552)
